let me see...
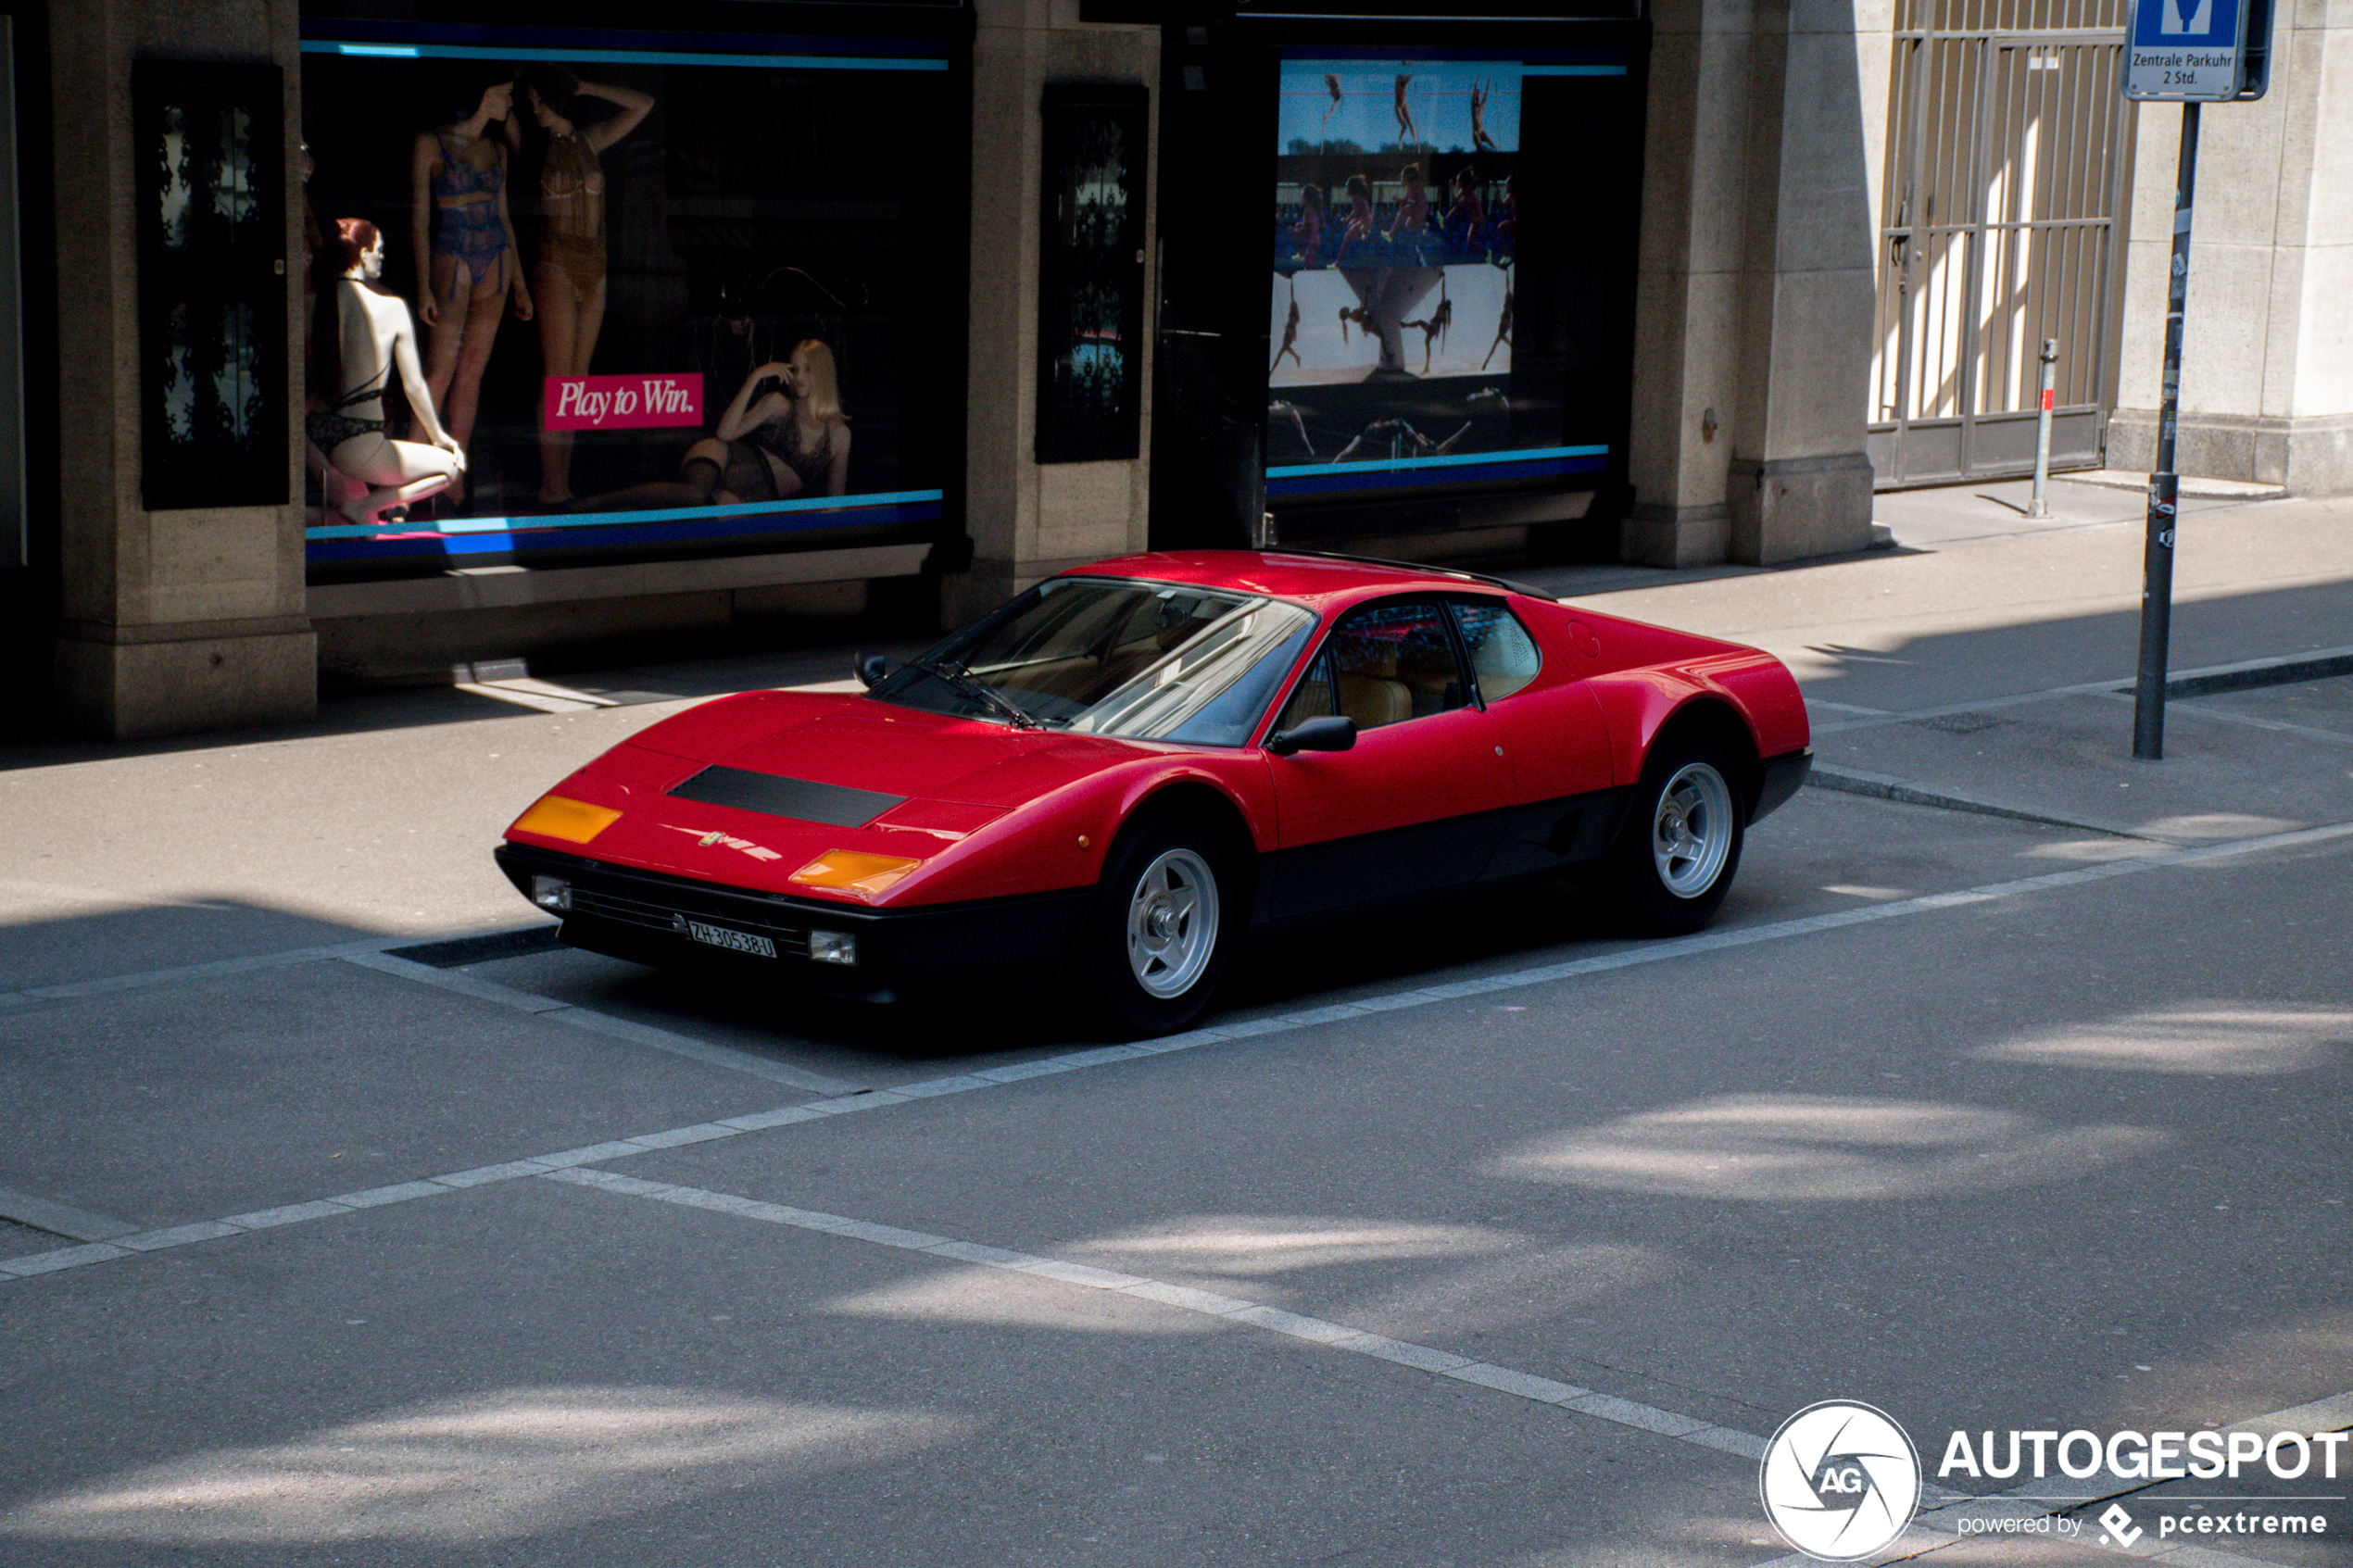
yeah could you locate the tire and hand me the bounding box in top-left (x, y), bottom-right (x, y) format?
top-left (1083, 816), bottom-right (1238, 1036)
top-left (1607, 734), bottom-right (1747, 934)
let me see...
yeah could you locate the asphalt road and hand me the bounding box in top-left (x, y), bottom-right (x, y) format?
top-left (2, 483), bottom-right (2349, 1566)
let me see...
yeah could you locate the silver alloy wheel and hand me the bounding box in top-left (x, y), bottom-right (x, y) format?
top-left (1650, 761), bottom-right (1734, 898)
top-left (1125, 847), bottom-right (1219, 999)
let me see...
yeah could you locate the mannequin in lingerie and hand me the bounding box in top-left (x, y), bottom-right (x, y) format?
top-left (576, 340), bottom-right (849, 511)
top-left (521, 66), bottom-right (654, 507)
top-left (308, 219), bottom-right (463, 527)
top-left (412, 75), bottom-right (531, 505)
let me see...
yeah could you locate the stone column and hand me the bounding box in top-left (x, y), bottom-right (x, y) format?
top-left (2108, 6), bottom-right (2353, 494)
top-left (1625, 0), bottom-right (1755, 567)
top-left (959, 0), bottom-right (1158, 621)
top-left (49, 0), bottom-right (316, 739)
top-left (1629, 0), bottom-right (1880, 567)
top-left (1722, 0), bottom-right (1880, 563)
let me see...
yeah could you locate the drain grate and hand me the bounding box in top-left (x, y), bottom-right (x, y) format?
top-left (1908, 711), bottom-right (2011, 735)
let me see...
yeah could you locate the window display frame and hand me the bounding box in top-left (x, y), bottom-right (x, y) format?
top-left (296, 3), bottom-right (973, 583)
top-left (1035, 82), bottom-right (1147, 464)
top-left (1147, 12), bottom-right (1647, 550)
top-left (136, 56), bottom-right (289, 512)
top-left (1260, 41), bottom-right (1643, 514)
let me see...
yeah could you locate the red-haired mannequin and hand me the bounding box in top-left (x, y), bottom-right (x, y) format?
top-left (310, 218), bottom-right (464, 527)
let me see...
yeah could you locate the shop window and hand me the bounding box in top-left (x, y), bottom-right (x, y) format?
top-left (1263, 49), bottom-right (1642, 511)
top-left (297, 14), bottom-right (964, 576)
top-left (0, 19), bottom-right (22, 565)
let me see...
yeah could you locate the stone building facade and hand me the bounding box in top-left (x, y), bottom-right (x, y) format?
top-left (0, 0), bottom-right (2340, 739)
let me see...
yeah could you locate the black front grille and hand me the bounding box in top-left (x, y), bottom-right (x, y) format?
top-left (566, 883), bottom-right (813, 960)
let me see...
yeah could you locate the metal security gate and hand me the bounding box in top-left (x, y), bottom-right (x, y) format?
top-left (1869, 0), bottom-right (2131, 488)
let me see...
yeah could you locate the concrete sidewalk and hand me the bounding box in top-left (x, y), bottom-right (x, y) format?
top-left (1, 477), bottom-right (2347, 985)
top-left (1505, 476), bottom-right (2353, 845)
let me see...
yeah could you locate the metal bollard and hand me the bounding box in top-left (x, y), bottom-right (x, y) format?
top-left (2027, 338), bottom-right (2057, 520)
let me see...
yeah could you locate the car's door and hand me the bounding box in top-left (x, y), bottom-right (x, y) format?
top-left (1263, 595), bottom-right (1516, 920)
top-left (1441, 594), bottom-right (1619, 876)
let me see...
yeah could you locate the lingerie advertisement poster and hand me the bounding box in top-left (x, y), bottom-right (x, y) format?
top-left (298, 20), bottom-right (960, 574)
top-left (1265, 53), bottom-right (1637, 507)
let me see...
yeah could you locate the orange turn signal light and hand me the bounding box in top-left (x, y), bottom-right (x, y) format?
top-left (789, 850), bottom-right (922, 897)
top-left (511, 794), bottom-right (623, 845)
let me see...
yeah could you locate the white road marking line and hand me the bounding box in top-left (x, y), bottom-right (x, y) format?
top-left (537, 1165), bottom-right (1768, 1459)
top-left (4, 817), bottom-right (2348, 1287)
top-left (12, 937), bottom-right (399, 1002)
top-left (544, 1162), bottom-right (2347, 1568)
top-left (2235, 1392), bottom-right (2353, 1438)
top-left (338, 949), bottom-right (864, 1094)
top-left (1, 922), bottom-right (558, 1006)
top-left (15, 941), bottom-right (860, 1098)
top-left (2, 922), bottom-right (862, 1094)
top-left (0, 1124), bottom-right (855, 1279)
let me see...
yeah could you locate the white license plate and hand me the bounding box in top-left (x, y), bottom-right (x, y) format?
top-left (676, 917), bottom-right (776, 958)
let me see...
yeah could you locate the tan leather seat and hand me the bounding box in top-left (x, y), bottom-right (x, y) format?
top-left (1337, 671), bottom-right (1412, 729)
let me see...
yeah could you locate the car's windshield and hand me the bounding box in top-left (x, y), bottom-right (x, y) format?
top-left (872, 577), bottom-right (1316, 746)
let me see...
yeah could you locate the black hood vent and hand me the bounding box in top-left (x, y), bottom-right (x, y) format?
top-left (668, 767), bottom-right (906, 828)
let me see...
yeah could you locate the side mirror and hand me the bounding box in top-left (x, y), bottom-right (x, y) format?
top-left (1265, 714), bottom-right (1356, 756)
top-left (855, 651), bottom-right (888, 689)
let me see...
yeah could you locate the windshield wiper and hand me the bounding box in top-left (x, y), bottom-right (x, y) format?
top-left (907, 658), bottom-right (1042, 730)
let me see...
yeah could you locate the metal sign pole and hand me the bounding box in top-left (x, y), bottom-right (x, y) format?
top-left (2133, 102), bottom-right (2199, 761)
top-left (2028, 338), bottom-right (2057, 520)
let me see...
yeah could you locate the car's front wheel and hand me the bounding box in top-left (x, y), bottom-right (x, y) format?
top-left (1607, 736), bottom-right (1746, 934)
top-left (1085, 819), bottom-right (1236, 1036)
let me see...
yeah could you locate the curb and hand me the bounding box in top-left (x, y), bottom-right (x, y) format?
top-left (385, 922), bottom-right (565, 969)
top-left (1806, 767), bottom-right (2150, 840)
top-left (2148, 649), bottom-right (2353, 700)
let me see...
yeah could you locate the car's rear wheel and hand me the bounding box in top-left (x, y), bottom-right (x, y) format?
top-left (1085, 819), bottom-right (1236, 1036)
top-left (1607, 735), bottom-right (1746, 933)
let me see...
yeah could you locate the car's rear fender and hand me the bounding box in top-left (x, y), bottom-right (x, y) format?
top-left (1584, 670), bottom-right (1791, 813)
top-left (1647, 697), bottom-right (1766, 805)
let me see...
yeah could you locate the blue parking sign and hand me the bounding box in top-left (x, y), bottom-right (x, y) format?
top-left (2127, 0), bottom-right (2267, 98)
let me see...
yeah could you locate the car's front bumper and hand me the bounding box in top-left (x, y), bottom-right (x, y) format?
top-left (494, 843), bottom-right (1094, 1004)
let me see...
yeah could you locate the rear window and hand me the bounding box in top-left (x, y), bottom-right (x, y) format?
top-left (1450, 599), bottom-right (1542, 701)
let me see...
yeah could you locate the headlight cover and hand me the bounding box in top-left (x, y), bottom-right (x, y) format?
top-left (512, 795), bottom-right (623, 845)
top-left (789, 850), bottom-right (922, 898)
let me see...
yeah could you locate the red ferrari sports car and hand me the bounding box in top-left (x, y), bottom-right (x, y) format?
top-left (496, 551), bottom-right (1809, 1033)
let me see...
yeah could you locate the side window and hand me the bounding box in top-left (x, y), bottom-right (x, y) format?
top-left (1323, 598), bottom-right (1468, 732)
top-left (1450, 599), bottom-right (1542, 702)
top-left (1273, 647), bottom-right (1336, 733)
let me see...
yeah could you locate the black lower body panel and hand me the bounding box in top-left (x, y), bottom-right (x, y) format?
top-left (495, 843), bottom-right (1094, 1004)
top-left (1252, 784), bottom-right (1637, 933)
top-left (1754, 748), bottom-right (1811, 822)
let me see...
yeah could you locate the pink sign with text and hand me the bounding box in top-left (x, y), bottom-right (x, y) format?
top-left (544, 373), bottom-right (704, 431)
